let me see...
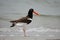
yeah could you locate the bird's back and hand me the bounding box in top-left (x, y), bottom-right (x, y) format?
top-left (10, 17), bottom-right (32, 24)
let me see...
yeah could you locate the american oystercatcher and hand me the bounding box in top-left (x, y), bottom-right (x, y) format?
top-left (10, 8), bottom-right (40, 36)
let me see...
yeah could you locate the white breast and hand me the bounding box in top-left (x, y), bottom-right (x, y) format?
top-left (28, 18), bottom-right (32, 20)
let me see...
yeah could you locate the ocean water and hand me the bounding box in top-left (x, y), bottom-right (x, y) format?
top-left (0, 14), bottom-right (60, 39)
top-left (0, 0), bottom-right (60, 39)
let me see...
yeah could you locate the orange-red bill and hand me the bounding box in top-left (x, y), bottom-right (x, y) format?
top-left (33, 11), bottom-right (40, 16)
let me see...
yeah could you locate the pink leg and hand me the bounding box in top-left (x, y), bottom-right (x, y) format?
top-left (23, 27), bottom-right (27, 37)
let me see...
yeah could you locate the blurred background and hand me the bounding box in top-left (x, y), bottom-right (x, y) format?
top-left (0, 0), bottom-right (60, 40)
top-left (0, 0), bottom-right (60, 16)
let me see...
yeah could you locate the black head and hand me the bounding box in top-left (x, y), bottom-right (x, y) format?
top-left (27, 8), bottom-right (34, 19)
top-left (28, 8), bottom-right (34, 13)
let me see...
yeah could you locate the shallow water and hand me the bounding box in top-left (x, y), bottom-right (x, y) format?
top-left (0, 0), bottom-right (60, 39)
top-left (0, 15), bottom-right (60, 39)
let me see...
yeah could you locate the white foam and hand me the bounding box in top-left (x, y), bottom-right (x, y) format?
top-left (10, 35), bottom-right (15, 36)
top-left (48, 35), bottom-right (55, 37)
top-left (27, 26), bottom-right (60, 33)
top-left (0, 26), bottom-right (60, 33)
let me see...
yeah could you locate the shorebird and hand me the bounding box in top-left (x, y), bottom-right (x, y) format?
top-left (10, 8), bottom-right (40, 37)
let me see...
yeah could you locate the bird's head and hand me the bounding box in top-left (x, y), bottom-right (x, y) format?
top-left (28, 8), bottom-right (40, 16)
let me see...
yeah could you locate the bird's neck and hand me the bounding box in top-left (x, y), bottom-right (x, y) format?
top-left (27, 13), bottom-right (33, 19)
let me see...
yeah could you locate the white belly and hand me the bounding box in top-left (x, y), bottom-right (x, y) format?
top-left (16, 23), bottom-right (27, 27)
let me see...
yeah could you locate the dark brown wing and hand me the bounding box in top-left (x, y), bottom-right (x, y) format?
top-left (10, 17), bottom-right (32, 24)
top-left (17, 17), bottom-right (28, 23)
top-left (18, 17), bottom-right (32, 24)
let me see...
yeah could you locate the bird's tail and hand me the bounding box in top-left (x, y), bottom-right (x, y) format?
top-left (10, 21), bottom-right (16, 27)
top-left (10, 21), bottom-right (15, 23)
